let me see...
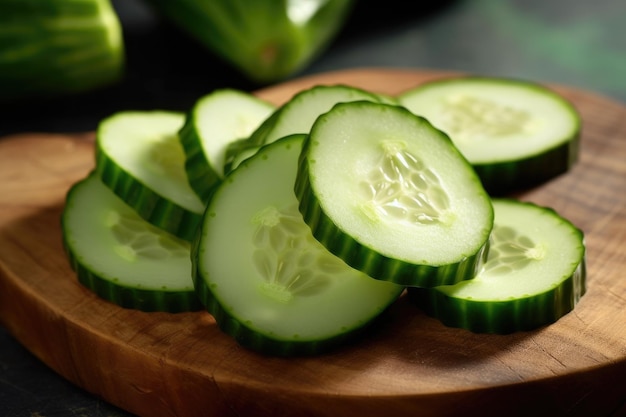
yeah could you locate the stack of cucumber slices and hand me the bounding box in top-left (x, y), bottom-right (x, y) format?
top-left (61, 76), bottom-right (587, 356)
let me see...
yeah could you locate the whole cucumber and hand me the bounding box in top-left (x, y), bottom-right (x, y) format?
top-left (144, 0), bottom-right (355, 84)
top-left (0, 0), bottom-right (124, 102)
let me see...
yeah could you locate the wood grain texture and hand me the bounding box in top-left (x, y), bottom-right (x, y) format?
top-left (1, 68), bottom-right (625, 417)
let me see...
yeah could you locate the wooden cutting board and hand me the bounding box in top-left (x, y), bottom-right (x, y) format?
top-left (1, 68), bottom-right (625, 417)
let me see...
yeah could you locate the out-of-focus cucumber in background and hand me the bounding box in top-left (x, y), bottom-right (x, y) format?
top-left (0, 0), bottom-right (356, 102)
top-left (0, 0), bottom-right (625, 137)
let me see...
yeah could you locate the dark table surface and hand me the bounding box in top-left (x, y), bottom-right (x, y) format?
top-left (1, 0), bottom-right (625, 416)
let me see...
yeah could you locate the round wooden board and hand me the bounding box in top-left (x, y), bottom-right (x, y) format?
top-left (1, 68), bottom-right (625, 417)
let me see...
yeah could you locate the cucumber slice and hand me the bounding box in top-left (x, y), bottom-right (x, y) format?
top-left (296, 101), bottom-right (494, 287)
top-left (62, 173), bottom-right (200, 312)
top-left (407, 198), bottom-right (586, 334)
top-left (374, 92), bottom-right (400, 106)
top-left (178, 89), bottom-right (276, 203)
top-left (94, 110), bottom-right (205, 242)
top-left (0, 0), bottom-right (124, 101)
top-left (192, 134), bottom-right (404, 356)
top-left (224, 84), bottom-right (384, 172)
top-left (397, 76), bottom-right (581, 194)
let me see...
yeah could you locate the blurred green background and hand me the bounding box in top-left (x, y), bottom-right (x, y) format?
top-left (0, 0), bottom-right (624, 137)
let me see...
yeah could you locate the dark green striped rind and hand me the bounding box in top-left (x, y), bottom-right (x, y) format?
top-left (406, 198), bottom-right (587, 333)
top-left (475, 130), bottom-right (580, 195)
top-left (178, 116), bottom-right (222, 204)
top-left (397, 76), bottom-right (582, 195)
top-left (94, 145), bottom-right (202, 242)
top-left (64, 238), bottom-right (201, 312)
top-left (61, 173), bottom-right (202, 313)
top-left (190, 241), bottom-right (384, 356)
top-left (294, 151), bottom-right (490, 288)
top-left (407, 258), bottom-right (586, 334)
top-left (0, 0), bottom-right (124, 101)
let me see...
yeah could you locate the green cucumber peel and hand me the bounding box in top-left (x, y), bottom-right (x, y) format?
top-left (224, 84), bottom-right (386, 172)
top-left (58, 75), bottom-right (590, 351)
top-left (398, 76), bottom-right (581, 194)
top-left (295, 100), bottom-right (494, 287)
top-left (179, 89), bottom-right (276, 203)
top-left (408, 198), bottom-right (586, 333)
top-left (62, 173), bottom-right (200, 312)
top-left (192, 134), bottom-right (404, 356)
top-left (94, 110), bottom-right (205, 242)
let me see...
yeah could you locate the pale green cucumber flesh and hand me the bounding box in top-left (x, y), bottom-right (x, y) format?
top-left (223, 112), bottom-right (280, 173)
top-left (250, 84), bottom-right (385, 146)
top-left (94, 110), bottom-right (205, 241)
top-left (408, 198), bottom-right (586, 333)
top-left (192, 134), bottom-right (404, 356)
top-left (224, 84), bottom-right (385, 172)
top-left (179, 89), bottom-right (275, 203)
top-left (0, 0), bottom-right (124, 101)
top-left (397, 76), bottom-right (581, 194)
top-left (62, 173), bottom-right (200, 313)
top-left (296, 100), bottom-right (494, 287)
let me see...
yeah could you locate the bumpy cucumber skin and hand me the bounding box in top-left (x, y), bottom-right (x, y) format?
top-left (0, 0), bottom-right (124, 101)
top-left (178, 116), bottom-right (222, 204)
top-left (295, 157), bottom-right (490, 288)
top-left (398, 76), bottom-right (582, 195)
top-left (407, 200), bottom-right (587, 334)
top-left (95, 144), bottom-right (202, 242)
top-left (62, 174), bottom-right (202, 313)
